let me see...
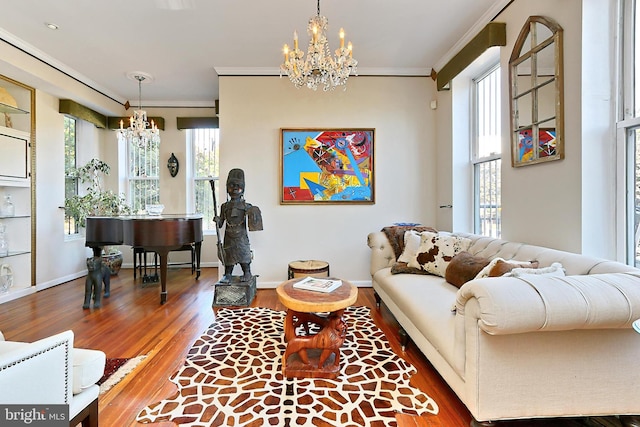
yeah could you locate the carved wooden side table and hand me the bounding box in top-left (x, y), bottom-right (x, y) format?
top-left (276, 277), bottom-right (357, 381)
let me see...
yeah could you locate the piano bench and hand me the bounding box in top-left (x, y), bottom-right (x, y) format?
top-left (133, 245), bottom-right (196, 278)
top-left (133, 247), bottom-right (158, 281)
top-left (168, 244), bottom-right (196, 274)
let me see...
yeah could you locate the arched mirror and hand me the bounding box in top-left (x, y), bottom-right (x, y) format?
top-left (510, 16), bottom-right (564, 167)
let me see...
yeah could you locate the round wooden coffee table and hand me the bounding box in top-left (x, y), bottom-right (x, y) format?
top-left (276, 277), bottom-right (357, 381)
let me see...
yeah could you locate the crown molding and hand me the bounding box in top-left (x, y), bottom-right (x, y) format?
top-left (433, 0), bottom-right (512, 72)
top-left (0, 28), bottom-right (124, 104)
top-left (214, 66), bottom-right (431, 77)
top-left (141, 100), bottom-right (217, 108)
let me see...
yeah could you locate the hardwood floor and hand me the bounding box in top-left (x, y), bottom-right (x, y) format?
top-left (0, 268), bottom-right (623, 427)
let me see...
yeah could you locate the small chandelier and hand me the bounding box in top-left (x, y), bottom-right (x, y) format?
top-left (118, 73), bottom-right (160, 147)
top-left (280, 0), bottom-right (358, 91)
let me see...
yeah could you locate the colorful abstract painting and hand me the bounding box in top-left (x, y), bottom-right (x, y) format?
top-left (280, 128), bottom-right (374, 204)
top-left (516, 128), bottom-right (556, 165)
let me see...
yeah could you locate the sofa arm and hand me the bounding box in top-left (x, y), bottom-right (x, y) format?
top-left (367, 232), bottom-right (396, 276)
top-left (455, 273), bottom-right (640, 335)
top-left (0, 330), bottom-right (74, 404)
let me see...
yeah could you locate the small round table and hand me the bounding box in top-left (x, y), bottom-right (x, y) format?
top-left (276, 278), bottom-right (357, 381)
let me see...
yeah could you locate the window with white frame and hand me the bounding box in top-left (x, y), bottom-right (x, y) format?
top-left (473, 65), bottom-right (502, 238)
top-left (127, 139), bottom-right (160, 212)
top-left (189, 128), bottom-right (220, 231)
top-left (64, 116), bottom-right (78, 235)
top-left (621, 0), bottom-right (640, 265)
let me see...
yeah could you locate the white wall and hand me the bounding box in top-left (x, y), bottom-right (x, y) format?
top-left (495, 0), bottom-right (617, 258)
top-left (219, 76), bottom-right (436, 286)
top-left (496, 0), bottom-right (584, 252)
top-left (434, 0), bottom-right (619, 258)
top-left (35, 91), bottom-right (101, 289)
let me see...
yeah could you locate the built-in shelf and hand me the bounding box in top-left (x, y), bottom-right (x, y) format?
top-left (0, 74), bottom-right (34, 300)
top-left (0, 250), bottom-right (30, 258)
top-left (0, 102), bottom-right (29, 115)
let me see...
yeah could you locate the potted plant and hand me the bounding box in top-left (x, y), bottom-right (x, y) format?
top-left (64, 158), bottom-right (132, 274)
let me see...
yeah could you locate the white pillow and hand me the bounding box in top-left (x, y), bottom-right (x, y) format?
top-left (474, 257), bottom-right (537, 279)
top-left (504, 262), bottom-right (565, 278)
top-left (398, 230), bottom-right (422, 263)
top-left (407, 231), bottom-right (471, 277)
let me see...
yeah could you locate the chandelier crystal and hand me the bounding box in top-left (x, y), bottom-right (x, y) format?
top-left (118, 74), bottom-right (160, 147)
top-left (280, 0), bottom-right (358, 91)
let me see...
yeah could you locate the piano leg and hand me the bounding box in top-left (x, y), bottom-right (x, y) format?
top-left (157, 249), bottom-right (170, 304)
top-left (195, 242), bottom-right (202, 279)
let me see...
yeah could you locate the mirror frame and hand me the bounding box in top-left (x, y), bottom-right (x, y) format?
top-left (509, 16), bottom-right (564, 167)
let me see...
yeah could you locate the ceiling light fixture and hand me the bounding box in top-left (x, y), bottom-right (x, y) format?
top-left (45, 23), bottom-right (59, 30)
top-left (280, 0), bottom-right (357, 91)
top-left (118, 73), bottom-right (160, 148)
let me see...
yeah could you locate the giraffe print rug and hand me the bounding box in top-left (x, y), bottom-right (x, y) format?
top-left (136, 306), bottom-right (438, 426)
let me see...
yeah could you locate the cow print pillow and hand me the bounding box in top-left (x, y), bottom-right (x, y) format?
top-left (407, 231), bottom-right (472, 277)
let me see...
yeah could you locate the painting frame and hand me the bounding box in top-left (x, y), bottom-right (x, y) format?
top-left (280, 128), bottom-right (375, 205)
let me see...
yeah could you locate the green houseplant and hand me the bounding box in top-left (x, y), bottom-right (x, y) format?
top-left (64, 158), bottom-right (132, 274)
top-left (64, 158), bottom-right (132, 227)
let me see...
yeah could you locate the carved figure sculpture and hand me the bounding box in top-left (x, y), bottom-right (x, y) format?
top-left (215, 168), bottom-right (263, 282)
top-left (83, 249), bottom-right (111, 309)
top-left (284, 313), bottom-right (347, 369)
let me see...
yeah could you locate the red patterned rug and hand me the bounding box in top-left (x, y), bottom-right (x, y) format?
top-left (137, 306), bottom-right (438, 426)
top-left (99, 356), bottom-right (146, 394)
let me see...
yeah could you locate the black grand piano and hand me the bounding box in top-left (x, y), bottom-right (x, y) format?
top-left (86, 214), bottom-right (203, 304)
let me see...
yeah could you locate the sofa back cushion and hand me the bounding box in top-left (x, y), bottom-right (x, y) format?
top-left (453, 232), bottom-right (640, 276)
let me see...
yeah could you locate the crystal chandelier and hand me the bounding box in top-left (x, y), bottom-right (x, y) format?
top-left (280, 0), bottom-right (358, 91)
top-left (118, 74), bottom-right (160, 147)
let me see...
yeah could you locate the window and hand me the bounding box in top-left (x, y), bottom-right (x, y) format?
top-left (127, 139), bottom-right (160, 212)
top-left (473, 65), bottom-right (502, 238)
top-left (190, 128), bottom-right (220, 231)
top-left (64, 116), bottom-right (78, 235)
top-left (622, 0), bottom-right (640, 265)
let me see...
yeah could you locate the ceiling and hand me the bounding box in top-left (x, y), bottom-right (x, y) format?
top-left (0, 0), bottom-right (506, 109)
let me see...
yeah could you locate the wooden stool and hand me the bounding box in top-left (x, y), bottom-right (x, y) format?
top-left (288, 260), bottom-right (329, 279)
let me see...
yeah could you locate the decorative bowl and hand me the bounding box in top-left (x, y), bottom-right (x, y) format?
top-left (146, 204), bottom-right (164, 215)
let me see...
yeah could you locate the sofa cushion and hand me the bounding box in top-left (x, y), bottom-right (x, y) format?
top-left (408, 231), bottom-right (472, 277)
top-left (72, 348), bottom-right (106, 395)
top-left (445, 251), bottom-right (490, 288)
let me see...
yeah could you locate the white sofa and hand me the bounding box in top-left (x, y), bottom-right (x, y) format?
top-left (0, 330), bottom-right (106, 427)
top-left (368, 229), bottom-right (640, 425)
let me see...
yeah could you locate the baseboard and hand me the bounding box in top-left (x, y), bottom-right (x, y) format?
top-left (36, 271), bottom-right (86, 291)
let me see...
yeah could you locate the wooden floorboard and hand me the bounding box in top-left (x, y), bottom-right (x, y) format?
top-left (0, 268), bottom-right (618, 427)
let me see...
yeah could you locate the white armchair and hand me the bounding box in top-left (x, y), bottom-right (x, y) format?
top-left (0, 330), bottom-right (106, 427)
